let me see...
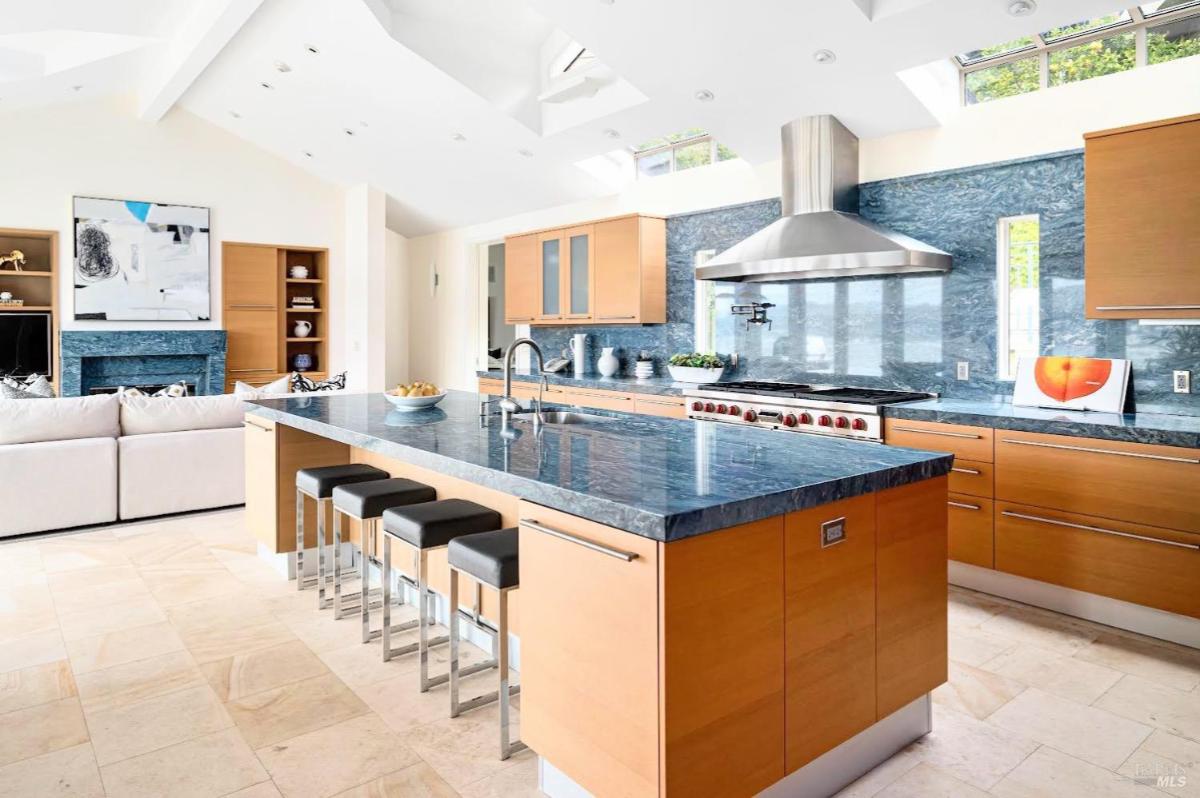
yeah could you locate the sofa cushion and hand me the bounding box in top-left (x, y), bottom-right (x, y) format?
top-left (120, 393), bottom-right (247, 436)
top-left (0, 394), bottom-right (121, 445)
top-left (0, 437), bottom-right (118, 536)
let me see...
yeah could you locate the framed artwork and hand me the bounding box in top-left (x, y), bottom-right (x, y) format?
top-left (1012, 356), bottom-right (1130, 413)
top-left (73, 196), bottom-right (211, 321)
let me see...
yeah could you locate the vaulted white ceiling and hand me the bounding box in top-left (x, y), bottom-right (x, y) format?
top-left (0, 0), bottom-right (1140, 236)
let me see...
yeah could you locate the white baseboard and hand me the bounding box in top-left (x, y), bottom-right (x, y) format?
top-left (538, 695), bottom-right (932, 798)
top-left (949, 561), bottom-right (1200, 649)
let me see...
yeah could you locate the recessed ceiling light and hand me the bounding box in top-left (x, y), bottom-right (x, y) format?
top-left (602, 128), bottom-right (620, 139)
top-left (694, 89), bottom-right (715, 102)
top-left (259, 81), bottom-right (273, 90)
top-left (1007, 0), bottom-right (1036, 16)
top-left (306, 44), bottom-right (320, 54)
top-left (451, 132), bottom-right (467, 142)
top-left (813, 49), bottom-right (836, 64)
top-left (518, 148), bottom-right (534, 157)
top-left (274, 60), bottom-right (292, 73)
top-left (71, 84), bottom-right (83, 92)
top-left (229, 110), bottom-right (242, 119)
top-left (344, 128), bottom-right (356, 137)
top-left (302, 150), bottom-right (313, 158)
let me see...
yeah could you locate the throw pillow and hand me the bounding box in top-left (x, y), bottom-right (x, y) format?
top-left (290, 371), bottom-right (347, 393)
top-left (260, 373), bottom-right (292, 395)
top-left (24, 375), bottom-right (55, 398)
top-left (0, 381), bottom-right (41, 399)
top-left (152, 381), bottom-right (189, 398)
top-left (117, 387), bottom-right (146, 397)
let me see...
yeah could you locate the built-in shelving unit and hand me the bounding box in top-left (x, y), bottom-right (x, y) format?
top-left (222, 242), bottom-right (329, 393)
top-left (0, 227), bottom-right (59, 389)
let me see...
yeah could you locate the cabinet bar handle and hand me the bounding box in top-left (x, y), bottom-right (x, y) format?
top-left (598, 315), bottom-right (636, 320)
top-left (227, 304), bottom-right (276, 309)
top-left (948, 500), bottom-right (981, 510)
top-left (951, 466), bottom-right (981, 475)
top-left (571, 390), bottom-right (631, 400)
top-left (637, 398), bottom-right (682, 406)
top-left (228, 368), bottom-right (275, 374)
top-left (891, 426), bottom-right (982, 440)
top-left (507, 316), bottom-right (534, 322)
top-left (1000, 510), bottom-right (1200, 550)
top-left (1000, 438), bottom-right (1199, 464)
top-left (243, 420), bottom-right (272, 433)
top-left (1094, 304), bottom-right (1200, 311)
top-left (521, 519), bottom-right (640, 561)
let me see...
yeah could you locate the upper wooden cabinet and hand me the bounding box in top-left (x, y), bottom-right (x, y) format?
top-left (224, 245), bottom-right (279, 309)
top-left (504, 214), bottom-right (665, 326)
top-left (1084, 113), bottom-right (1200, 319)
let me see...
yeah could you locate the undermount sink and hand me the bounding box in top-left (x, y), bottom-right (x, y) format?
top-left (516, 410), bottom-right (614, 425)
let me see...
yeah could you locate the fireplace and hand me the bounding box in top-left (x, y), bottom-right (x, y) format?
top-left (59, 331), bottom-right (227, 397)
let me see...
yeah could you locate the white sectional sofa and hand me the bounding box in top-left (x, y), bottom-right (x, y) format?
top-left (0, 392), bottom-right (248, 537)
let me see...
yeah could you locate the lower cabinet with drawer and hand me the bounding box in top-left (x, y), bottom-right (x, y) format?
top-left (947, 494), bottom-right (994, 568)
top-left (995, 501), bottom-right (1200, 618)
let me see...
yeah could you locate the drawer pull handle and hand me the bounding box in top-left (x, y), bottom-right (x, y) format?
top-left (948, 501), bottom-right (981, 510)
top-left (571, 391), bottom-right (631, 401)
top-left (638, 399), bottom-right (682, 406)
top-left (521, 520), bottom-right (640, 562)
top-left (598, 315), bottom-right (636, 320)
top-left (1000, 510), bottom-right (1200, 551)
top-left (507, 316), bottom-right (534, 322)
top-left (1000, 438), bottom-right (1200, 465)
top-left (1094, 304), bottom-right (1200, 311)
top-left (951, 466), bottom-right (981, 475)
top-left (228, 368), bottom-right (276, 374)
top-left (891, 426), bottom-right (982, 440)
top-left (243, 421), bottom-right (272, 433)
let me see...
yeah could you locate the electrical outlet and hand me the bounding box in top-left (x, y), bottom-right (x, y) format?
top-left (1174, 370), bottom-right (1191, 394)
top-left (956, 361), bottom-right (970, 381)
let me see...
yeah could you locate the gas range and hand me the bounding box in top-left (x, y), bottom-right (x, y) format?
top-left (684, 381), bottom-right (934, 442)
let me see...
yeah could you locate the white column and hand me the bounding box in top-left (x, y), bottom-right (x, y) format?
top-left (343, 184), bottom-right (387, 392)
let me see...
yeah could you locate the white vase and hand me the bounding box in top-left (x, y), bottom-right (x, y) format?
top-left (597, 347), bottom-right (619, 378)
top-left (292, 320), bottom-right (313, 338)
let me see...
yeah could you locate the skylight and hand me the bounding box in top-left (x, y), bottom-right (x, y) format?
top-left (632, 130), bottom-right (738, 178)
top-left (955, 1), bottom-right (1200, 104)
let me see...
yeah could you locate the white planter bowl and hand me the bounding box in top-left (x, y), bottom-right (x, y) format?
top-left (383, 390), bottom-right (447, 412)
top-left (667, 365), bottom-right (725, 384)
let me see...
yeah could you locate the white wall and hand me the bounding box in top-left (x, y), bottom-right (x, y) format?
top-left (404, 56), bottom-right (1200, 392)
top-left (343, 184), bottom-right (388, 391)
top-left (0, 94), bottom-right (346, 366)
top-left (385, 228), bottom-right (410, 387)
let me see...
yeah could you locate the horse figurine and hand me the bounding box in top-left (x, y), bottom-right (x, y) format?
top-left (0, 250), bottom-right (25, 271)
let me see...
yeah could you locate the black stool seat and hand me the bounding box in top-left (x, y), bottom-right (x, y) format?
top-left (383, 499), bottom-right (502, 550)
top-left (449, 528), bottom-right (519, 589)
top-left (332, 478), bottom-right (436, 519)
top-left (296, 464), bottom-right (388, 499)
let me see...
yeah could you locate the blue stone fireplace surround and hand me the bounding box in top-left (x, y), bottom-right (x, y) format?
top-left (60, 331), bottom-right (227, 396)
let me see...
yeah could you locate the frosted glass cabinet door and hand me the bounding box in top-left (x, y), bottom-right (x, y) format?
top-left (539, 235), bottom-right (561, 320)
top-left (565, 225), bottom-right (594, 319)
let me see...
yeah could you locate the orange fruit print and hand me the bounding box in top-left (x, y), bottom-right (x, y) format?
top-left (1033, 356), bottom-right (1113, 402)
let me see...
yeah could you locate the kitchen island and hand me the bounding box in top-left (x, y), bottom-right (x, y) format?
top-left (245, 390), bottom-right (953, 797)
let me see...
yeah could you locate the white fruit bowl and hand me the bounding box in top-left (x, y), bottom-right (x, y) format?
top-left (667, 366), bottom-right (725, 384)
top-left (383, 390), bottom-right (446, 411)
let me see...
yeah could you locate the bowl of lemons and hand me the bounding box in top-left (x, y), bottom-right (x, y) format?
top-left (384, 381), bottom-right (445, 411)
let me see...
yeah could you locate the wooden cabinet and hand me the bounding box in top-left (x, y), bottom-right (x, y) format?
top-left (995, 501), bottom-right (1200, 618)
top-left (478, 378), bottom-right (686, 418)
top-left (503, 214), bottom-right (665, 326)
top-left (223, 245), bottom-right (278, 308)
top-left (503, 234), bottom-right (537, 324)
top-left (544, 384), bottom-right (636, 412)
top-left (948, 459), bottom-right (994, 498)
top-left (517, 502), bottom-right (661, 798)
top-left (884, 418), bottom-right (993, 462)
top-left (634, 395), bottom-right (687, 419)
top-left (224, 308), bottom-right (278, 376)
top-left (947, 494), bottom-right (994, 568)
top-left (995, 430), bottom-right (1200, 534)
top-left (1084, 114), bottom-right (1200, 320)
top-left (784, 495), bottom-right (876, 770)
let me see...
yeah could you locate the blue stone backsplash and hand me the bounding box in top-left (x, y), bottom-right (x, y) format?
top-left (531, 151), bottom-right (1199, 415)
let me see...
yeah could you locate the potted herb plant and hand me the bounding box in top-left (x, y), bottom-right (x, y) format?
top-left (667, 353), bottom-right (725, 383)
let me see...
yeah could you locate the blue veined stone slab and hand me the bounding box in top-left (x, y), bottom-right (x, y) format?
top-left (247, 390), bottom-right (952, 541)
top-left (60, 330), bottom-right (227, 396)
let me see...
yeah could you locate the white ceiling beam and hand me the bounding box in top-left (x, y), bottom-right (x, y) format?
top-left (138, 0), bottom-right (264, 122)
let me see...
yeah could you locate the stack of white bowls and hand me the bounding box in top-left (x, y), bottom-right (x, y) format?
top-left (634, 360), bottom-right (654, 379)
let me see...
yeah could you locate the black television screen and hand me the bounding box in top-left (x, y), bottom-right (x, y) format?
top-left (0, 313), bottom-right (52, 378)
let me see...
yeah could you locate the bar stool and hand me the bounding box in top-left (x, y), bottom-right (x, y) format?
top-left (295, 464), bottom-right (388, 608)
top-left (448, 527), bottom-right (525, 760)
top-left (380, 498), bottom-right (502, 692)
top-left (330, 478), bottom-right (437, 635)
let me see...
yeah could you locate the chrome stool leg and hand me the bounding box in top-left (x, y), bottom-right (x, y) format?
top-left (294, 489), bottom-right (320, 590)
top-left (316, 497), bottom-right (332, 609)
top-left (381, 537), bottom-right (447, 663)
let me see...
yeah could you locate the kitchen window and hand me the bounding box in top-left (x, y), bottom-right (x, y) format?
top-left (957, 2), bottom-right (1200, 105)
top-left (635, 130), bottom-right (738, 178)
top-left (997, 215), bottom-right (1040, 381)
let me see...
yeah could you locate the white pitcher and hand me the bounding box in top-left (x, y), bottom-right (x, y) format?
top-left (292, 320), bottom-right (313, 338)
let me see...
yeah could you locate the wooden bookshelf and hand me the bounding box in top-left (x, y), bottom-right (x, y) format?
top-left (0, 228), bottom-right (58, 390)
top-left (222, 242), bottom-right (329, 393)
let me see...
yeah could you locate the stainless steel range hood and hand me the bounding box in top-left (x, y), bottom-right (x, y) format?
top-left (696, 116), bottom-right (951, 282)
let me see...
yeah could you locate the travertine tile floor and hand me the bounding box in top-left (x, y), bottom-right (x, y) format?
top-left (0, 509), bottom-right (1198, 797)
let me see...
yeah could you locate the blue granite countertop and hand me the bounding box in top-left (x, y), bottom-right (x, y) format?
top-left (477, 369), bottom-right (686, 396)
top-left (884, 398), bottom-right (1200, 449)
top-left (249, 390), bottom-right (952, 541)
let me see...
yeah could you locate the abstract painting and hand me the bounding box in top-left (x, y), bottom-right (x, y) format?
top-left (73, 196), bottom-right (211, 321)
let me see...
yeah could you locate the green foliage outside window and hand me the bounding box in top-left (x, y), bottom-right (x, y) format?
top-left (1007, 218), bottom-right (1039, 290)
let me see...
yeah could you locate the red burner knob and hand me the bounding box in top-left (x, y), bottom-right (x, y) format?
top-left (799, 412), bottom-right (813, 425)
top-left (716, 404), bottom-right (728, 414)
top-left (818, 415), bottom-right (833, 427)
top-left (743, 409), bottom-right (757, 422)
top-left (728, 405), bottom-right (741, 416)
top-left (783, 414), bottom-right (798, 427)
top-left (852, 418), bottom-right (868, 431)
top-left (835, 416), bottom-right (850, 429)
top-left (691, 401), bottom-right (703, 412)
top-left (704, 402), bottom-right (715, 413)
